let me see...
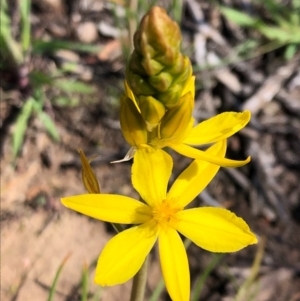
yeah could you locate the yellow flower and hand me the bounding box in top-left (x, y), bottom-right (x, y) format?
top-left (119, 79), bottom-right (251, 167)
top-left (62, 140), bottom-right (257, 301)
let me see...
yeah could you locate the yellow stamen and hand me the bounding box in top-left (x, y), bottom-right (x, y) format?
top-left (151, 200), bottom-right (181, 228)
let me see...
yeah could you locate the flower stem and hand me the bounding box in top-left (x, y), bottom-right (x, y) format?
top-left (129, 255), bottom-right (149, 301)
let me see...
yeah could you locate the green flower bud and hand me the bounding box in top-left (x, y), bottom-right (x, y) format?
top-left (126, 6), bottom-right (194, 112)
top-left (148, 71), bottom-right (173, 92)
top-left (133, 7), bottom-right (181, 67)
top-left (126, 70), bottom-right (156, 97)
top-left (158, 84), bottom-right (184, 108)
top-left (139, 95), bottom-right (166, 129)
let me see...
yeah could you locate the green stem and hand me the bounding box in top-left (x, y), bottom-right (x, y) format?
top-left (126, 0), bottom-right (138, 54)
top-left (130, 255), bottom-right (149, 301)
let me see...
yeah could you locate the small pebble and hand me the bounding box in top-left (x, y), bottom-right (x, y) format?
top-left (76, 22), bottom-right (98, 44)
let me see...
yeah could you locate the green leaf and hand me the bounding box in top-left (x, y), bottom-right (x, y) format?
top-left (220, 7), bottom-right (258, 26)
top-left (53, 79), bottom-right (95, 94)
top-left (37, 111), bottom-right (60, 141)
top-left (12, 97), bottom-right (34, 158)
top-left (32, 39), bottom-right (101, 54)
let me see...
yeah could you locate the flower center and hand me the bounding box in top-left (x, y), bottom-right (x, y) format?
top-left (151, 199), bottom-right (180, 228)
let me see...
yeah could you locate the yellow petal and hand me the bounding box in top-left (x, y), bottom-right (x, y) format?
top-left (120, 94), bottom-right (147, 147)
top-left (95, 221), bottom-right (158, 285)
top-left (176, 207), bottom-right (258, 252)
top-left (61, 194), bottom-right (152, 224)
top-left (160, 92), bottom-right (193, 141)
top-left (170, 143), bottom-right (250, 167)
top-left (149, 117), bottom-right (194, 149)
top-left (181, 75), bottom-right (195, 99)
top-left (183, 111), bottom-right (251, 145)
top-left (168, 140), bottom-right (226, 208)
top-left (158, 228), bottom-right (190, 301)
top-left (124, 80), bottom-right (141, 113)
top-left (79, 149), bottom-right (100, 194)
top-left (132, 148), bottom-right (172, 206)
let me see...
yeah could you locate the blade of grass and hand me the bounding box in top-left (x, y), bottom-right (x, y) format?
top-left (87, 257), bottom-right (104, 301)
top-left (292, 0), bottom-right (300, 25)
top-left (53, 79), bottom-right (95, 94)
top-left (20, 0), bottom-right (31, 52)
top-left (221, 6), bottom-right (300, 44)
top-left (235, 237), bottom-right (266, 301)
top-left (12, 97), bottom-right (34, 158)
top-left (171, 0), bottom-right (183, 23)
top-left (255, 0), bottom-right (286, 22)
top-left (30, 89), bottom-right (60, 141)
top-left (53, 96), bottom-right (80, 107)
top-left (148, 278), bottom-right (165, 301)
top-left (220, 7), bottom-right (258, 27)
top-left (126, 0), bottom-right (138, 54)
top-left (29, 71), bottom-right (54, 87)
top-left (284, 43), bottom-right (298, 60)
top-left (32, 40), bottom-right (101, 54)
top-left (191, 254), bottom-right (224, 301)
top-left (0, 0), bottom-right (23, 65)
top-left (47, 253), bottom-right (72, 301)
top-left (258, 25), bottom-right (297, 43)
top-left (37, 111), bottom-right (60, 141)
top-left (81, 263), bottom-right (89, 301)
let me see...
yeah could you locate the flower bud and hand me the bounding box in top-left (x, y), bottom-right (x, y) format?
top-left (139, 95), bottom-right (166, 130)
top-left (126, 6), bottom-right (193, 112)
top-left (79, 149), bottom-right (100, 194)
